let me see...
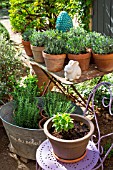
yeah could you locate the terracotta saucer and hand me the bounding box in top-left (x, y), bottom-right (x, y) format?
top-left (52, 150), bottom-right (87, 163)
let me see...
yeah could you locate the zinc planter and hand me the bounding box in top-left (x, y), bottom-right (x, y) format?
top-left (0, 101), bottom-right (46, 160)
top-left (44, 114), bottom-right (94, 161)
top-left (22, 40), bottom-right (33, 57)
top-left (42, 51), bottom-right (66, 72)
top-left (92, 53), bottom-right (113, 72)
top-left (68, 53), bottom-right (91, 71)
top-left (31, 46), bottom-right (44, 63)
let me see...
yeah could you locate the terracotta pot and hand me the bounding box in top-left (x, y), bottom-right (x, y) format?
top-left (31, 46), bottom-right (44, 63)
top-left (44, 114), bottom-right (94, 160)
top-left (22, 40), bottom-right (33, 57)
top-left (92, 53), bottom-right (113, 72)
top-left (67, 53), bottom-right (91, 71)
top-left (42, 51), bottom-right (66, 72)
top-left (38, 117), bottom-right (48, 129)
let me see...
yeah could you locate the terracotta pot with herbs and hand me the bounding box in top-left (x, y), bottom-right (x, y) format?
top-left (44, 113), bottom-right (94, 162)
top-left (66, 27), bottom-right (91, 71)
top-left (22, 28), bottom-right (33, 57)
top-left (91, 32), bottom-right (113, 72)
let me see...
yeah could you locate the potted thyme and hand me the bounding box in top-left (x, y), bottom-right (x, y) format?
top-left (91, 33), bottom-right (113, 72)
top-left (42, 30), bottom-right (67, 72)
top-left (66, 28), bottom-right (91, 71)
top-left (44, 112), bottom-right (94, 161)
top-left (29, 30), bottom-right (46, 63)
top-left (22, 28), bottom-right (33, 57)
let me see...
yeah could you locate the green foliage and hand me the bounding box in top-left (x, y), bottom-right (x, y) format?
top-left (68, 27), bottom-right (87, 37)
top-left (90, 33), bottom-right (113, 54)
top-left (22, 28), bottom-right (34, 41)
top-left (43, 91), bottom-right (75, 118)
top-left (56, 11), bottom-right (73, 32)
top-left (0, 22), bottom-right (10, 40)
top-left (75, 0), bottom-right (92, 31)
top-left (66, 34), bottom-right (87, 54)
top-left (0, 35), bottom-right (26, 101)
top-left (44, 30), bottom-right (67, 54)
top-left (74, 73), bottom-right (113, 108)
top-left (9, 0), bottom-right (92, 33)
top-left (66, 27), bottom-right (91, 54)
top-left (29, 30), bottom-right (46, 46)
top-left (0, 0), bottom-right (10, 8)
top-left (104, 142), bottom-right (113, 159)
top-left (12, 75), bottom-right (41, 129)
top-left (52, 113), bottom-right (74, 132)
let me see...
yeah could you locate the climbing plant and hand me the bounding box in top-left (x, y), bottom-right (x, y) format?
top-left (75, 0), bottom-right (92, 31)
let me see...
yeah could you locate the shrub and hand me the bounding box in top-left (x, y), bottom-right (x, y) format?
top-left (9, 0), bottom-right (92, 33)
top-left (0, 22), bottom-right (10, 39)
top-left (0, 35), bottom-right (27, 102)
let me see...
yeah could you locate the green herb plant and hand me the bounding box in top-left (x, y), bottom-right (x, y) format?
top-left (12, 75), bottom-right (41, 129)
top-left (22, 28), bottom-right (34, 41)
top-left (44, 30), bottom-right (67, 54)
top-left (43, 91), bottom-right (75, 118)
top-left (29, 30), bottom-right (46, 47)
top-left (0, 35), bottom-right (26, 102)
top-left (52, 113), bottom-right (74, 132)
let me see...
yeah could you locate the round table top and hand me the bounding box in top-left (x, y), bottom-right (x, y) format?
top-left (36, 139), bottom-right (100, 170)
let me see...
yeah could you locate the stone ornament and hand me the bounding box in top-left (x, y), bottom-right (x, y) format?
top-left (64, 60), bottom-right (81, 81)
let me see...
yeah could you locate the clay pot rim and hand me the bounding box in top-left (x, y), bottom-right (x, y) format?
top-left (42, 51), bottom-right (66, 59)
top-left (92, 53), bottom-right (113, 59)
top-left (68, 52), bottom-right (91, 59)
top-left (44, 114), bottom-right (94, 143)
top-left (31, 45), bottom-right (44, 51)
top-left (22, 39), bottom-right (30, 45)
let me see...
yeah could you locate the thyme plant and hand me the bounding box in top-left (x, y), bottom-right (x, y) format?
top-left (43, 91), bottom-right (76, 118)
top-left (12, 75), bottom-right (41, 129)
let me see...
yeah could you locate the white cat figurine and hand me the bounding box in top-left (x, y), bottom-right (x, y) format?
top-left (64, 60), bottom-right (81, 81)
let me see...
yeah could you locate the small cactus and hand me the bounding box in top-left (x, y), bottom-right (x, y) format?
top-left (56, 11), bottom-right (73, 32)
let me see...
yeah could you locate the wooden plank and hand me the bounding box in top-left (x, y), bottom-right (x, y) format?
top-left (30, 61), bottom-right (112, 85)
top-left (104, 0), bottom-right (111, 36)
top-left (110, 0), bottom-right (113, 37)
top-left (97, 0), bottom-right (104, 34)
top-left (92, 0), bottom-right (98, 32)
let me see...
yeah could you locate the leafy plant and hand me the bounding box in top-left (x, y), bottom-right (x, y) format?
top-left (22, 28), bottom-right (34, 41)
top-left (12, 75), bottom-right (41, 129)
top-left (0, 0), bottom-right (10, 8)
top-left (29, 30), bottom-right (46, 46)
top-left (0, 22), bottom-right (10, 40)
top-left (0, 35), bottom-right (26, 102)
top-left (43, 91), bottom-right (75, 118)
top-left (9, 0), bottom-right (92, 33)
top-left (104, 142), bottom-right (113, 159)
top-left (44, 30), bottom-right (67, 54)
top-left (90, 32), bottom-right (113, 54)
top-left (66, 34), bottom-right (88, 54)
top-left (68, 27), bottom-right (87, 37)
top-left (52, 113), bottom-right (74, 132)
